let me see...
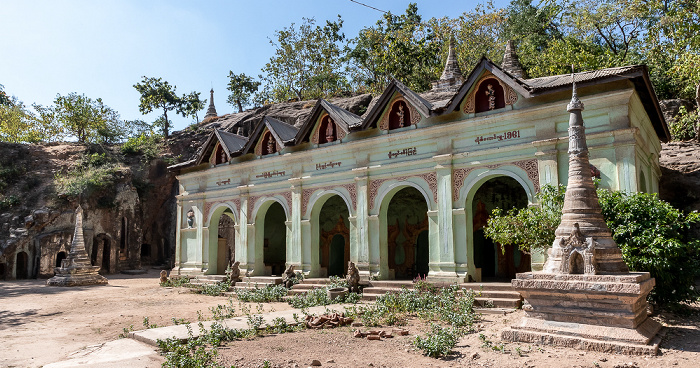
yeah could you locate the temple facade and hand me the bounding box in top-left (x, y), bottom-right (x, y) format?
top-left (170, 46), bottom-right (668, 283)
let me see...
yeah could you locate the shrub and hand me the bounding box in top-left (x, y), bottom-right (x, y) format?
top-left (54, 153), bottom-right (120, 198)
top-left (234, 284), bottom-right (288, 302)
top-left (120, 131), bottom-right (163, 161)
top-left (669, 106), bottom-right (698, 141)
top-left (414, 323), bottom-right (461, 358)
top-left (484, 184), bottom-right (700, 305)
top-left (160, 276), bottom-right (191, 288)
top-left (598, 189), bottom-right (700, 304)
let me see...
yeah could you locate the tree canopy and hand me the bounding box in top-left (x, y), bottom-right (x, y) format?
top-left (226, 72), bottom-right (260, 112)
top-left (133, 76), bottom-right (205, 138)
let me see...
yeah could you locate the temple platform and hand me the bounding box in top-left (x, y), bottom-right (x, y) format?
top-left (501, 272), bottom-right (662, 355)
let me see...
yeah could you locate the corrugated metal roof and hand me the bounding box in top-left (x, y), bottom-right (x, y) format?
top-left (265, 116), bottom-right (299, 143)
top-left (524, 66), bottom-right (643, 92)
top-left (320, 99), bottom-right (362, 131)
top-left (216, 130), bottom-right (248, 153)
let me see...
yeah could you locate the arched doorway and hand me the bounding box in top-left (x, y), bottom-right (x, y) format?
top-left (471, 176), bottom-right (530, 280)
top-left (316, 195), bottom-right (350, 277)
top-left (16, 251), bottom-right (28, 279)
top-left (260, 202), bottom-right (286, 276)
top-left (101, 239), bottom-right (111, 273)
top-left (384, 187), bottom-right (429, 280)
top-left (207, 206), bottom-right (236, 275)
top-left (55, 251), bottom-right (66, 268)
top-left (217, 212), bottom-right (235, 274)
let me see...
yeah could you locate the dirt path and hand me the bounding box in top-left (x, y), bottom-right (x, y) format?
top-left (0, 270), bottom-right (290, 368)
top-left (1, 270), bottom-right (698, 368)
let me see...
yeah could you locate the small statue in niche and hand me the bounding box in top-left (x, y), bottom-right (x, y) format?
top-left (486, 84), bottom-right (496, 110)
top-left (396, 103), bottom-right (405, 128)
top-left (325, 118), bottom-right (336, 142)
top-left (217, 147), bottom-right (226, 164)
top-left (266, 135), bottom-right (276, 154)
top-left (346, 261), bottom-right (360, 293)
top-left (282, 264), bottom-right (297, 288)
top-left (226, 260), bottom-right (241, 284)
top-left (186, 209), bottom-right (195, 228)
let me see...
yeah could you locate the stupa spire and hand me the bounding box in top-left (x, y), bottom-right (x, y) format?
top-left (205, 88), bottom-right (218, 119)
top-left (502, 40), bottom-right (525, 79)
top-left (431, 34), bottom-right (464, 91)
top-left (542, 69), bottom-right (629, 274)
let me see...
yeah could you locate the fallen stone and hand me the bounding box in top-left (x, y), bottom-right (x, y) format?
top-left (471, 352), bottom-right (480, 360)
top-left (326, 359), bottom-right (335, 363)
top-left (351, 322), bottom-right (363, 327)
top-left (367, 334), bottom-right (381, 340)
top-left (310, 359), bottom-right (322, 366)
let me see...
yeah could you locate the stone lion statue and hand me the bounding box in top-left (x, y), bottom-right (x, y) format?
top-left (346, 261), bottom-right (360, 293)
top-left (282, 264), bottom-right (296, 288)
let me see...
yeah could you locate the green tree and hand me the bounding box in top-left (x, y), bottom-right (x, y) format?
top-left (133, 77), bottom-right (205, 138)
top-left (49, 93), bottom-right (124, 143)
top-left (262, 16), bottom-right (348, 102)
top-left (226, 72), bottom-right (260, 112)
top-left (484, 184), bottom-right (700, 305)
top-left (0, 84), bottom-right (10, 106)
top-left (0, 97), bottom-right (53, 143)
top-left (347, 3), bottom-right (441, 93)
top-left (429, 3), bottom-right (506, 75)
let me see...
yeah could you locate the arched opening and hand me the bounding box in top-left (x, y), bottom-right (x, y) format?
top-left (317, 195), bottom-right (350, 277)
top-left (416, 230), bottom-right (429, 278)
top-left (388, 100), bottom-right (412, 130)
top-left (141, 243), bottom-right (151, 261)
top-left (120, 217), bottom-right (128, 261)
top-left (569, 252), bottom-right (584, 274)
top-left (384, 186), bottom-right (429, 280)
top-left (217, 211), bottom-right (235, 274)
top-left (639, 170), bottom-right (647, 193)
top-left (261, 131), bottom-right (277, 155)
top-left (55, 251), bottom-right (66, 268)
top-left (471, 176), bottom-right (529, 280)
top-left (318, 115), bottom-right (337, 144)
top-left (262, 202), bottom-right (286, 276)
top-left (16, 251), bottom-right (28, 279)
top-left (475, 78), bottom-right (506, 113)
top-left (101, 238), bottom-right (111, 274)
top-left (214, 144), bottom-right (228, 165)
top-left (207, 206), bottom-right (236, 275)
top-left (0, 263), bottom-right (6, 280)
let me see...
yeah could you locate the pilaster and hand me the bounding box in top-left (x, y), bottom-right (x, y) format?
top-left (353, 171), bottom-right (371, 279)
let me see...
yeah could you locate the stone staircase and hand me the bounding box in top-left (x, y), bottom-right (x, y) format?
top-left (230, 276), bottom-right (283, 291)
top-left (361, 280), bottom-right (522, 309)
top-left (288, 278), bottom-right (334, 296)
top-left (187, 275), bottom-right (227, 286)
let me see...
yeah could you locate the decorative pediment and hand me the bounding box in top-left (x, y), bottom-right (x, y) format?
top-left (463, 72), bottom-right (518, 114)
top-left (379, 94), bottom-right (422, 131)
top-left (254, 127), bottom-right (283, 156)
top-left (311, 112), bottom-right (347, 144)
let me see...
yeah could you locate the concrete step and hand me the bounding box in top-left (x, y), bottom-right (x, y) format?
top-left (459, 282), bottom-right (516, 292)
top-left (241, 276), bottom-right (282, 285)
top-left (475, 297), bottom-right (522, 309)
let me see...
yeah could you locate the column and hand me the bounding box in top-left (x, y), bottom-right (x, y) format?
top-left (353, 171), bottom-right (371, 280)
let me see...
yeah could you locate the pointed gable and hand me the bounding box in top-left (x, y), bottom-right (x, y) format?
top-left (444, 57), bottom-right (531, 114)
top-left (195, 129), bottom-right (248, 165)
top-left (296, 99), bottom-right (360, 144)
top-left (360, 79), bottom-right (433, 131)
top-left (243, 116), bottom-right (299, 156)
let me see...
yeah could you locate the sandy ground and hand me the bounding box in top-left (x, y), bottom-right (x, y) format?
top-left (1, 270), bottom-right (698, 368)
top-left (219, 304), bottom-right (700, 368)
top-left (0, 270), bottom-right (291, 368)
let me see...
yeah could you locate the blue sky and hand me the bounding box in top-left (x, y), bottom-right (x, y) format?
top-left (1, 0), bottom-right (509, 133)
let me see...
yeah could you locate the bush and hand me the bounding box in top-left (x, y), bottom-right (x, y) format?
top-left (598, 189), bottom-right (700, 304)
top-left (670, 106), bottom-right (698, 141)
top-left (484, 184), bottom-right (700, 305)
top-left (121, 132), bottom-right (163, 161)
top-left (54, 153), bottom-right (120, 198)
top-left (414, 323), bottom-right (461, 358)
top-left (234, 284), bottom-right (288, 302)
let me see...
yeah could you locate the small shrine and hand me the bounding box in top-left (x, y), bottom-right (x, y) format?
top-left (47, 206), bottom-right (108, 286)
top-left (501, 74), bottom-right (661, 354)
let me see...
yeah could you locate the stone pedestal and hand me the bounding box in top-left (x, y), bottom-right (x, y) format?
top-left (47, 206), bottom-right (108, 287)
top-left (501, 272), bottom-right (661, 355)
